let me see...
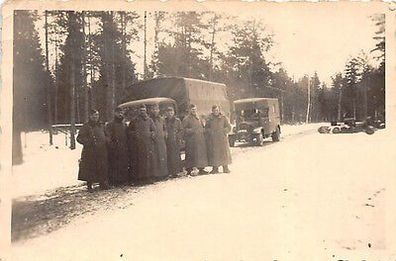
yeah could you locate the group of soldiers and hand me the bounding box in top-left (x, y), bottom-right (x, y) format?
top-left (77, 104), bottom-right (232, 191)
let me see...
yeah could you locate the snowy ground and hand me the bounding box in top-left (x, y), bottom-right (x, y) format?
top-left (11, 123), bottom-right (321, 198)
top-left (12, 130), bottom-right (84, 199)
top-left (11, 123), bottom-right (396, 260)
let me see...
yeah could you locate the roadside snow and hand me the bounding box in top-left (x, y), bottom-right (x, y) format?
top-left (12, 131), bottom-right (84, 198)
top-left (11, 123), bottom-right (322, 199)
top-left (11, 126), bottom-right (395, 260)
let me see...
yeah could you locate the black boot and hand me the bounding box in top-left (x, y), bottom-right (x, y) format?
top-left (223, 165), bottom-right (230, 173)
top-left (210, 167), bottom-right (219, 174)
top-left (87, 182), bottom-right (93, 192)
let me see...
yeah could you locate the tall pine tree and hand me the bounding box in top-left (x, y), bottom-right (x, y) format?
top-left (13, 10), bottom-right (50, 164)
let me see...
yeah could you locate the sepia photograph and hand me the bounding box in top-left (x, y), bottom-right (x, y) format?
top-left (1, 1), bottom-right (395, 260)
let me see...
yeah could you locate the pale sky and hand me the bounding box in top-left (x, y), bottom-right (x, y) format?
top-left (254, 5), bottom-right (381, 84)
top-left (134, 4), bottom-right (382, 85)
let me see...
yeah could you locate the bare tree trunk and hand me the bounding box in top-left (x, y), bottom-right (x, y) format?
top-left (291, 104), bottom-right (295, 123)
top-left (88, 13), bottom-right (95, 109)
top-left (44, 11), bottom-right (53, 145)
top-left (12, 124), bottom-right (23, 165)
top-left (70, 12), bottom-right (77, 150)
top-left (121, 12), bottom-right (126, 100)
top-left (111, 15), bottom-right (116, 111)
top-left (76, 85), bottom-right (80, 123)
top-left (249, 62), bottom-right (254, 97)
top-left (70, 53), bottom-right (76, 149)
top-left (108, 12), bottom-right (115, 119)
top-left (143, 11), bottom-right (147, 79)
top-left (102, 12), bottom-right (115, 120)
top-left (353, 98), bottom-right (356, 120)
top-left (337, 87), bottom-right (342, 121)
top-left (152, 12), bottom-right (162, 77)
top-left (362, 83), bottom-right (368, 122)
top-left (305, 77), bottom-right (311, 124)
top-left (187, 30), bottom-right (192, 78)
top-left (280, 93), bottom-right (284, 123)
top-left (54, 44), bottom-right (59, 125)
top-left (53, 13), bottom-right (59, 125)
top-left (82, 11), bottom-right (89, 122)
top-left (209, 15), bottom-right (217, 81)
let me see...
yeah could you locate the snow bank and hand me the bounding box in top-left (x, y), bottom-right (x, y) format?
top-left (12, 125), bottom-right (396, 260)
top-left (12, 123), bottom-right (322, 198)
top-left (12, 131), bottom-right (84, 198)
top-left (280, 122), bottom-right (323, 137)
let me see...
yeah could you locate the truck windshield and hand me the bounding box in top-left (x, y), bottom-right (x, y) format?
top-left (240, 109), bottom-right (259, 120)
top-left (237, 107), bottom-right (269, 120)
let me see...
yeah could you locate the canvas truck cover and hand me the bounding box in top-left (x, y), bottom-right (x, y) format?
top-left (126, 77), bottom-right (231, 119)
top-left (234, 98), bottom-right (279, 111)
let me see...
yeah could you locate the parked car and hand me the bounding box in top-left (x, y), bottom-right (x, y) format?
top-left (228, 98), bottom-right (281, 147)
top-left (318, 118), bottom-right (376, 135)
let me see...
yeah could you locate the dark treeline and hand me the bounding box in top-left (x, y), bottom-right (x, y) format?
top-left (13, 10), bottom-right (385, 162)
top-left (325, 14), bottom-right (385, 122)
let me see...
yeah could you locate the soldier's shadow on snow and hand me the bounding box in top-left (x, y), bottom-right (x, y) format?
top-left (11, 183), bottom-right (142, 242)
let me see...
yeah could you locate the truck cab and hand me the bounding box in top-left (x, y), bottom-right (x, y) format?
top-left (228, 98), bottom-right (281, 146)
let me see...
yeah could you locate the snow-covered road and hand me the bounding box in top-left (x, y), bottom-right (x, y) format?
top-left (11, 123), bottom-right (321, 198)
top-left (12, 125), bottom-right (396, 260)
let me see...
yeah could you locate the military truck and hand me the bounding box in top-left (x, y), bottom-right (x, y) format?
top-left (228, 98), bottom-right (281, 147)
top-left (118, 97), bottom-right (178, 122)
top-left (124, 77), bottom-right (231, 120)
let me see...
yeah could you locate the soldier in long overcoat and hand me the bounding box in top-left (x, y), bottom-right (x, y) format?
top-left (205, 105), bottom-right (232, 174)
top-left (127, 105), bottom-right (156, 183)
top-left (150, 104), bottom-right (168, 180)
top-left (182, 104), bottom-right (208, 175)
top-left (165, 107), bottom-right (183, 177)
top-left (105, 107), bottom-right (130, 186)
top-left (77, 110), bottom-right (110, 191)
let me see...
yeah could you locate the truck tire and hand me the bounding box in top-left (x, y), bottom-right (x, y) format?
top-left (272, 127), bottom-right (280, 142)
top-left (318, 126), bottom-right (330, 134)
top-left (332, 127), bottom-right (341, 134)
top-left (365, 126), bottom-right (375, 135)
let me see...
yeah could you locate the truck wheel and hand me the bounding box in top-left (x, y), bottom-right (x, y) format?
top-left (365, 126), bottom-right (375, 135)
top-left (332, 127), bottom-right (341, 134)
top-left (272, 127), bottom-right (280, 142)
